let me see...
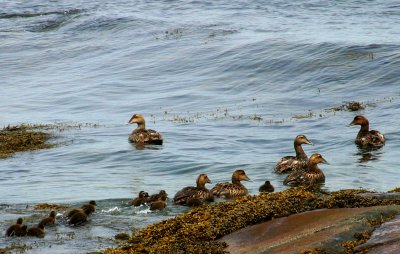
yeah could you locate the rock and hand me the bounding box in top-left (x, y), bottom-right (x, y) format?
top-left (357, 192), bottom-right (400, 201)
top-left (220, 206), bottom-right (400, 254)
top-left (355, 215), bottom-right (400, 254)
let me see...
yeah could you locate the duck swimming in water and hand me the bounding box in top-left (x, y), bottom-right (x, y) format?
top-left (283, 153), bottom-right (328, 186)
top-left (150, 195), bottom-right (167, 211)
top-left (174, 174), bottom-right (214, 206)
top-left (274, 135), bottom-right (313, 174)
top-left (39, 211), bottom-right (56, 226)
top-left (149, 190), bottom-right (168, 202)
top-left (259, 180), bottom-right (274, 193)
top-left (6, 218), bottom-right (23, 237)
top-left (349, 115), bottom-right (385, 147)
top-left (211, 170), bottom-right (250, 198)
top-left (27, 222), bottom-right (45, 238)
top-left (129, 191), bottom-right (150, 206)
top-left (67, 200), bottom-right (97, 219)
top-left (128, 114), bottom-right (163, 145)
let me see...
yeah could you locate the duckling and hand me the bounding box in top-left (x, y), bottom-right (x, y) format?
top-left (149, 190), bottom-right (167, 202)
top-left (349, 115), bottom-right (385, 147)
top-left (27, 222), bottom-right (45, 238)
top-left (150, 195), bottom-right (167, 211)
top-left (283, 153), bottom-right (328, 186)
top-left (68, 209), bottom-right (90, 226)
top-left (174, 174), bottom-right (214, 206)
top-left (259, 180), bottom-right (274, 193)
top-left (129, 191), bottom-right (150, 206)
top-left (211, 170), bottom-right (250, 198)
top-left (39, 211), bottom-right (56, 226)
top-left (6, 218), bottom-right (23, 236)
top-left (67, 200), bottom-right (97, 219)
top-left (16, 225), bottom-right (27, 237)
top-left (128, 114), bottom-right (163, 145)
top-left (275, 135), bottom-right (313, 174)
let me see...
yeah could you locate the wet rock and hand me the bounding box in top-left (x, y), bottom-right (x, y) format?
top-left (220, 206), bottom-right (400, 254)
top-left (357, 192), bottom-right (400, 201)
top-left (355, 215), bottom-right (400, 254)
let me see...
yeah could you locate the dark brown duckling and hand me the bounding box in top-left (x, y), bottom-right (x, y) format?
top-left (6, 217), bottom-right (23, 236)
top-left (15, 225), bottom-right (27, 237)
top-left (283, 153), bottom-right (328, 186)
top-left (349, 115), bottom-right (385, 147)
top-left (150, 195), bottom-right (167, 211)
top-left (259, 180), bottom-right (274, 193)
top-left (275, 135), bottom-right (313, 174)
top-left (149, 190), bottom-right (168, 202)
top-left (81, 200), bottom-right (97, 214)
top-left (68, 209), bottom-right (91, 226)
top-left (27, 222), bottom-right (45, 238)
top-left (128, 114), bottom-right (163, 145)
top-left (40, 211), bottom-right (56, 226)
top-left (174, 174), bottom-right (214, 206)
top-left (129, 191), bottom-right (150, 206)
top-left (211, 170), bottom-right (250, 198)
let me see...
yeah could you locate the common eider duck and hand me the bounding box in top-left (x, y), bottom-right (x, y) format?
top-left (174, 174), bottom-right (214, 206)
top-left (150, 195), bottom-right (167, 211)
top-left (27, 222), bottom-right (45, 237)
top-left (283, 153), bottom-right (328, 186)
top-left (274, 135), bottom-right (313, 174)
top-left (40, 211), bottom-right (56, 226)
top-left (349, 115), bottom-right (385, 147)
top-left (259, 180), bottom-right (274, 193)
top-left (128, 114), bottom-right (163, 145)
top-left (211, 170), bottom-right (250, 198)
top-left (129, 191), bottom-right (150, 206)
top-left (6, 218), bottom-right (23, 237)
top-left (149, 190), bottom-right (167, 202)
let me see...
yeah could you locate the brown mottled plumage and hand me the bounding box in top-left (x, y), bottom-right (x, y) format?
top-left (129, 191), bottom-right (150, 206)
top-left (259, 180), bottom-right (274, 193)
top-left (128, 114), bottom-right (163, 145)
top-left (27, 222), bottom-right (45, 237)
top-left (5, 218), bottom-right (23, 237)
top-left (274, 135), bottom-right (313, 174)
top-left (174, 174), bottom-right (214, 206)
top-left (283, 153), bottom-right (328, 186)
top-left (211, 170), bottom-right (250, 198)
top-left (40, 211), bottom-right (56, 226)
top-left (150, 195), bottom-right (167, 211)
top-left (349, 115), bottom-right (385, 147)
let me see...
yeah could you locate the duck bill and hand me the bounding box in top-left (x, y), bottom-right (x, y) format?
top-left (348, 120), bottom-right (356, 127)
top-left (244, 176), bottom-right (252, 182)
top-left (306, 140), bottom-right (314, 146)
top-left (321, 158), bottom-right (329, 164)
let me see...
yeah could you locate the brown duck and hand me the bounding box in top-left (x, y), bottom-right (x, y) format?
top-left (67, 200), bottom-right (97, 219)
top-left (211, 170), bottom-right (250, 198)
top-left (259, 180), bottom-right (274, 193)
top-left (174, 174), bottom-right (214, 206)
top-left (149, 190), bottom-right (167, 202)
top-left (40, 211), bottom-right (56, 226)
top-left (283, 153), bottom-right (328, 186)
top-left (275, 135), bottom-right (313, 174)
top-left (6, 218), bottom-right (24, 237)
top-left (349, 115), bottom-right (385, 147)
top-left (68, 209), bottom-right (91, 226)
top-left (150, 195), bottom-right (167, 211)
top-left (128, 114), bottom-right (163, 145)
top-left (27, 222), bottom-right (45, 238)
top-left (129, 191), bottom-right (150, 206)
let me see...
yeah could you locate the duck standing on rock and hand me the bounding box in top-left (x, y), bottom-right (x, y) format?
top-left (259, 180), bottom-right (274, 193)
top-left (40, 211), bottom-right (56, 226)
top-left (275, 135), bottom-right (313, 174)
top-left (211, 170), bottom-right (251, 198)
top-left (174, 174), bottom-right (214, 206)
top-left (129, 191), bottom-right (150, 206)
top-left (283, 153), bottom-right (328, 186)
top-left (128, 114), bottom-right (163, 145)
top-left (349, 115), bottom-right (385, 147)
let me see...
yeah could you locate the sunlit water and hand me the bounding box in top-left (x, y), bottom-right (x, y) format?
top-left (1, 0), bottom-right (400, 252)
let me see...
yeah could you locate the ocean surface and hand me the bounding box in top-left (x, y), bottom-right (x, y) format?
top-left (1, 0), bottom-right (400, 253)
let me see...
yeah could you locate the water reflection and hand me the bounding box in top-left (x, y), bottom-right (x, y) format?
top-left (355, 145), bottom-right (383, 164)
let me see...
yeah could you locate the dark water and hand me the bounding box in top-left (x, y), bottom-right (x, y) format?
top-left (1, 0), bottom-right (400, 252)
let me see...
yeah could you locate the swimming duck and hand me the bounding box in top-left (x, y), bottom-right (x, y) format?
top-left (129, 191), bottom-right (150, 206)
top-left (40, 211), bottom-right (56, 226)
top-left (274, 135), bottom-right (313, 174)
top-left (68, 209), bottom-right (91, 226)
top-left (67, 201), bottom-right (97, 219)
top-left (27, 222), bottom-right (45, 238)
top-left (149, 190), bottom-right (168, 202)
top-left (283, 153), bottom-right (328, 186)
top-left (349, 115), bottom-right (385, 147)
top-left (211, 170), bottom-right (250, 198)
top-left (128, 114), bottom-right (163, 145)
top-left (150, 195), bottom-right (167, 211)
top-left (174, 174), bottom-right (214, 206)
top-left (259, 180), bottom-right (274, 193)
top-left (81, 200), bottom-right (97, 214)
top-left (6, 218), bottom-right (23, 236)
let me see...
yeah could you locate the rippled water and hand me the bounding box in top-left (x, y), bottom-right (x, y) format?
top-left (1, 0), bottom-right (400, 252)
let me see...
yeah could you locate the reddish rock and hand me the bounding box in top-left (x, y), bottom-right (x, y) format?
top-left (220, 206), bottom-right (400, 254)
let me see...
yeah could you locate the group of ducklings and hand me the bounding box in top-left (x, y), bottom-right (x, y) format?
top-left (128, 113), bottom-right (385, 207)
top-left (5, 201), bottom-right (97, 238)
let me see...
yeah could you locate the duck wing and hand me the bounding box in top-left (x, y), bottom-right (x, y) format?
top-left (283, 170), bottom-right (306, 186)
top-left (368, 130), bottom-right (385, 146)
top-left (275, 156), bottom-right (307, 173)
top-left (129, 129), bottom-right (163, 145)
top-left (173, 186), bottom-right (196, 205)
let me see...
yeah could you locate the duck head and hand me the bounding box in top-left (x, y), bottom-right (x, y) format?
top-left (197, 174), bottom-right (211, 187)
top-left (309, 153), bottom-right (328, 165)
top-left (139, 191), bottom-right (150, 198)
top-left (349, 115), bottom-right (369, 126)
top-left (16, 218), bottom-right (23, 224)
top-left (295, 134), bottom-right (313, 145)
top-left (49, 211), bottom-right (56, 218)
top-left (232, 169), bottom-right (250, 182)
top-left (128, 114), bottom-right (145, 125)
